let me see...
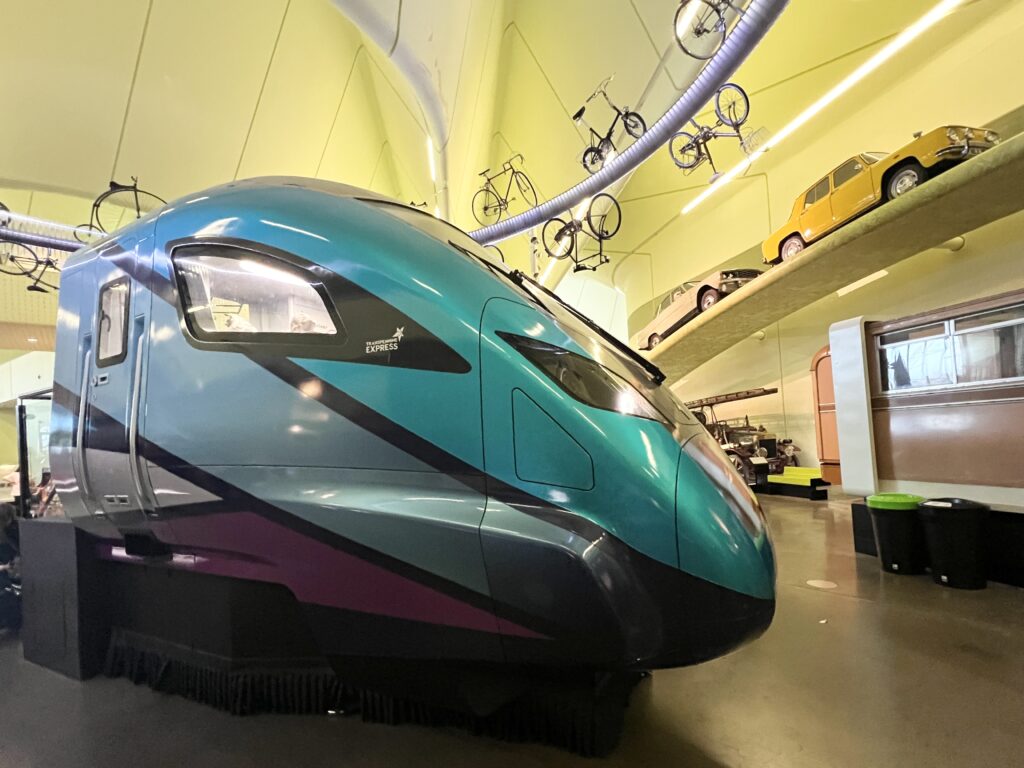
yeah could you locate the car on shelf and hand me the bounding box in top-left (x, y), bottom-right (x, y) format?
top-left (762, 125), bottom-right (1000, 265)
top-left (631, 268), bottom-right (762, 350)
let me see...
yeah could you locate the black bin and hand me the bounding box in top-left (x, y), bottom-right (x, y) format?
top-left (918, 498), bottom-right (990, 590)
top-left (866, 494), bottom-right (928, 574)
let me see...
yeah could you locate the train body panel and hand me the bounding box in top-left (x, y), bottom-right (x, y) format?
top-left (50, 177), bottom-right (775, 675)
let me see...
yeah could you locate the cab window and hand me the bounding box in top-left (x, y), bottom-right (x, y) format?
top-left (97, 278), bottom-right (130, 367)
top-left (832, 158), bottom-right (863, 189)
top-left (172, 245), bottom-right (343, 342)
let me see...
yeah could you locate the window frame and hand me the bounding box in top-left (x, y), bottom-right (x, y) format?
top-left (804, 177), bottom-right (830, 208)
top-left (170, 243), bottom-right (347, 348)
top-left (832, 158), bottom-right (863, 190)
top-left (96, 276), bottom-right (132, 368)
top-left (874, 303), bottom-right (1024, 395)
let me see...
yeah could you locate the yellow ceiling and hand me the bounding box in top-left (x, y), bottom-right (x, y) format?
top-left (0, 0), bottom-right (1015, 336)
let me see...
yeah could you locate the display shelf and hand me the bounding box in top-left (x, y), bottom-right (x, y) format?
top-left (647, 132), bottom-right (1024, 381)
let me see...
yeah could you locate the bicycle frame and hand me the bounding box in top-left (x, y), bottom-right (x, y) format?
top-left (481, 155), bottom-right (525, 207)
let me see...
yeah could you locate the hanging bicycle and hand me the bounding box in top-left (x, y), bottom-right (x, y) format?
top-left (0, 240), bottom-right (61, 292)
top-left (541, 193), bottom-right (622, 272)
top-left (674, 0), bottom-right (746, 60)
top-left (76, 177), bottom-right (166, 242)
top-left (668, 83), bottom-right (751, 178)
top-left (471, 154), bottom-right (538, 226)
top-left (572, 76), bottom-right (646, 174)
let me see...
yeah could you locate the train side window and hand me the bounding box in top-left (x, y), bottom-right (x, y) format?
top-left (97, 278), bottom-right (130, 367)
top-left (172, 245), bottom-right (344, 342)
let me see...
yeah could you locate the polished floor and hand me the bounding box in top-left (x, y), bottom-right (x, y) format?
top-left (1, 496), bottom-right (1022, 767)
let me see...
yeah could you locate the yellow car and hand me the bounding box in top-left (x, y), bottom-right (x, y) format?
top-left (762, 125), bottom-right (1000, 264)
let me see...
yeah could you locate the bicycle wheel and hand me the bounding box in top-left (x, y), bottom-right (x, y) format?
top-left (543, 218), bottom-right (576, 260)
top-left (513, 171), bottom-right (538, 209)
top-left (472, 187), bottom-right (503, 226)
top-left (669, 132), bottom-right (702, 169)
top-left (715, 82), bottom-right (750, 128)
top-left (622, 111), bottom-right (646, 139)
top-left (674, 0), bottom-right (725, 60)
top-left (485, 244), bottom-right (505, 263)
top-left (586, 193), bottom-right (622, 240)
top-left (582, 147), bottom-right (604, 174)
top-left (95, 185), bottom-right (166, 233)
top-left (0, 240), bottom-right (40, 276)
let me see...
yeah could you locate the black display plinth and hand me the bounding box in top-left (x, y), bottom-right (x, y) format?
top-left (19, 518), bottom-right (108, 679)
top-left (850, 500), bottom-right (878, 557)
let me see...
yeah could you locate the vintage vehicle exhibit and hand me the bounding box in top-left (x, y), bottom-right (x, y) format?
top-left (43, 177), bottom-right (775, 753)
top-left (762, 125), bottom-right (1000, 263)
top-left (685, 388), bottom-right (800, 484)
top-left (631, 269), bottom-right (761, 350)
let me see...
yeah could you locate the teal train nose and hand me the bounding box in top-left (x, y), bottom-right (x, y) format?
top-left (642, 431), bottom-right (776, 666)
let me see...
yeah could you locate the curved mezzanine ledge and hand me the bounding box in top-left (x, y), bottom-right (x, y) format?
top-left (647, 131), bottom-right (1024, 382)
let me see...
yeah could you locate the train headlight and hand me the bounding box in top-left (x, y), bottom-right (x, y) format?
top-left (683, 432), bottom-right (765, 537)
top-left (498, 332), bottom-right (669, 425)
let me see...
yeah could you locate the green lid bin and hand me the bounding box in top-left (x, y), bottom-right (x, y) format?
top-left (866, 493), bottom-right (928, 574)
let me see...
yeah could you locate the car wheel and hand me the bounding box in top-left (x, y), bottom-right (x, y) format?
top-left (886, 162), bottom-right (926, 200)
top-left (780, 235), bottom-right (804, 262)
top-left (648, 333), bottom-right (662, 349)
top-left (728, 453), bottom-right (753, 484)
top-left (700, 288), bottom-right (720, 311)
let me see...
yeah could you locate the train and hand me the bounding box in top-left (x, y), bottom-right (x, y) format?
top-left (48, 177), bottom-right (775, 739)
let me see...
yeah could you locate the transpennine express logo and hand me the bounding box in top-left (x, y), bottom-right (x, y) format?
top-left (366, 327), bottom-right (405, 354)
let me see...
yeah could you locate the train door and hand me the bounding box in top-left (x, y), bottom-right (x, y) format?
top-left (79, 236), bottom-right (155, 534)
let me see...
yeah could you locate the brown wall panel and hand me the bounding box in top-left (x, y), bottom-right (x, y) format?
top-left (874, 399), bottom-right (1024, 487)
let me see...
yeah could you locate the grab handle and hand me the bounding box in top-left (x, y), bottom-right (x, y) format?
top-left (128, 323), bottom-right (155, 514)
top-left (76, 349), bottom-right (93, 507)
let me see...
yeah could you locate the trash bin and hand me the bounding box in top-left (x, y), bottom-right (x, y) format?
top-left (918, 498), bottom-right (990, 590)
top-left (866, 493), bottom-right (927, 574)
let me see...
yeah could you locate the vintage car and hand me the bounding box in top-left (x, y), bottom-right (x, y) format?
top-left (693, 411), bottom-right (799, 484)
top-left (762, 125), bottom-right (1000, 264)
top-left (632, 268), bottom-right (761, 350)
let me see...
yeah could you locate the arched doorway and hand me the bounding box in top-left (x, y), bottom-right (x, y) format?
top-left (811, 345), bottom-right (842, 485)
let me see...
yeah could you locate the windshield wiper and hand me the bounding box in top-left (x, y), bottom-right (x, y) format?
top-left (512, 270), bottom-right (666, 385)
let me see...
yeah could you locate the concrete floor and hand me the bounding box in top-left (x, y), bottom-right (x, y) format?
top-left (1, 495), bottom-right (1022, 767)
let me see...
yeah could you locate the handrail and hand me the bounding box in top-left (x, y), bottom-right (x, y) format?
top-left (76, 349), bottom-right (93, 510)
top-left (468, 0), bottom-right (790, 244)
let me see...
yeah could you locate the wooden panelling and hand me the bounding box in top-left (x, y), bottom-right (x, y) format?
top-left (873, 397), bottom-right (1024, 487)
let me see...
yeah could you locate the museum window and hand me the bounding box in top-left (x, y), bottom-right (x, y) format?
top-left (97, 278), bottom-right (130, 367)
top-left (172, 245), bottom-right (344, 343)
top-left (832, 158), bottom-right (862, 189)
top-left (876, 301), bottom-right (1024, 393)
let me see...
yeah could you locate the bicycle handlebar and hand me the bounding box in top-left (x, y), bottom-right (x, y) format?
top-left (586, 74), bottom-right (615, 103)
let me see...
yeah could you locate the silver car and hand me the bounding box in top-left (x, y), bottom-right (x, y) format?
top-left (631, 269), bottom-right (761, 350)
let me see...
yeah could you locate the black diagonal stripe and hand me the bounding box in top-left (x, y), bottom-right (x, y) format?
top-left (52, 381), bottom-right (561, 639)
top-left (81, 235), bottom-right (606, 540)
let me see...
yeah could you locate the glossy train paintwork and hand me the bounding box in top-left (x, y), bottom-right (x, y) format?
top-left (50, 177), bottom-right (775, 671)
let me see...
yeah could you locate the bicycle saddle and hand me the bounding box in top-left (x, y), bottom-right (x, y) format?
top-left (572, 106), bottom-right (586, 122)
top-left (478, 168), bottom-right (491, 177)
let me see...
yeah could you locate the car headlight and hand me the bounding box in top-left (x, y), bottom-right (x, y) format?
top-left (683, 433), bottom-right (765, 537)
top-left (784, 444), bottom-right (797, 457)
top-left (985, 130), bottom-right (1000, 144)
top-left (756, 447), bottom-right (768, 458)
top-left (946, 126), bottom-right (962, 142)
top-left (498, 332), bottom-right (668, 424)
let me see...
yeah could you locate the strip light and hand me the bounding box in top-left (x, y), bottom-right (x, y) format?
top-left (681, 0), bottom-right (964, 216)
top-left (836, 269), bottom-right (888, 297)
